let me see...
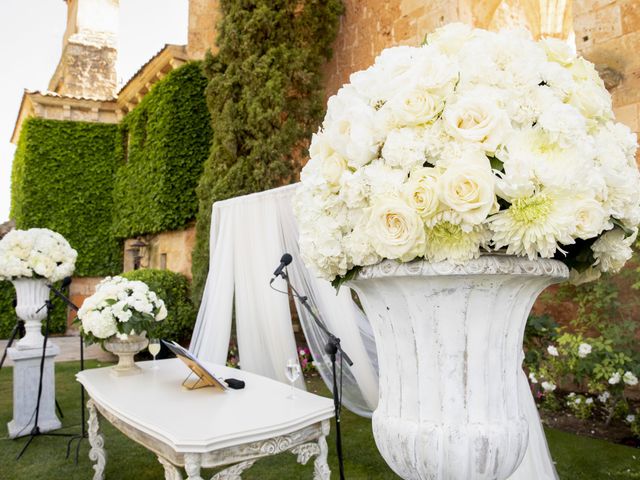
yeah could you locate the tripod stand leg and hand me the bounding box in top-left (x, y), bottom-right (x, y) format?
top-left (16, 434), bottom-right (36, 460)
top-left (0, 321), bottom-right (23, 370)
top-left (56, 399), bottom-right (64, 419)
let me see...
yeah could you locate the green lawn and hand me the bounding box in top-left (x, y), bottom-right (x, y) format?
top-left (1, 361), bottom-right (638, 479)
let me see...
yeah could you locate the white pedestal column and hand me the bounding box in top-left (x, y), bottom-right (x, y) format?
top-left (7, 343), bottom-right (61, 438)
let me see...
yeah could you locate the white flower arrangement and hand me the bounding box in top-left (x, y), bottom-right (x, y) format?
top-left (0, 228), bottom-right (77, 282)
top-left (78, 276), bottom-right (167, 344)
top-left (294, 24), bottom-right (640, 284)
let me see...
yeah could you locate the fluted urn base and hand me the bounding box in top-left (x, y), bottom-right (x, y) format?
top-left (347, 255), bottom-right (568, 480)
top-left (12, 278), bottom-right (51, 350)
top-left (104, 334), bottom-right (148, 376)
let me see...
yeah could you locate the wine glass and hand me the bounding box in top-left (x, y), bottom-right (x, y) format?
top-left (148, 339), bottom-right (161, 369)
top-left (284, 358), bottom-right (301, 399)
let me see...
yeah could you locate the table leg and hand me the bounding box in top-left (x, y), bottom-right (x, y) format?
top-left (184, 453), bottom-right (204, 480)
top-left (158, 456), bottom-right (184, 480)
top-left (87, 399), bottom-right (107, 480)
top-left (313, 420), bottom-right (331, 480)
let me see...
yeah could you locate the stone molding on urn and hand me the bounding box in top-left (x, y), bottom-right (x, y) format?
top-left (12, 278), bottom-right (53, 350)
top-left (347, 254), bottom-right (569, 480)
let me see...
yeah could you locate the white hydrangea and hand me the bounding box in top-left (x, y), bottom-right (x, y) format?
top-left (0, 228), bottom-right (77, 282)
top-left (294, 24), bottom-right (640, 282)
top-left (578, 343), bottom-right (592, 358)
top-left (78, 276), bottom-right (167, 341)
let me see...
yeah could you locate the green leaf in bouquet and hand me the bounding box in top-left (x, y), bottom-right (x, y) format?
top-left (331, 266), bottom-right (361, 292)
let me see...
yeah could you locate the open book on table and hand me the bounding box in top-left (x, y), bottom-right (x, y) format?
top-left (162, 340), bottom-right (227, 391)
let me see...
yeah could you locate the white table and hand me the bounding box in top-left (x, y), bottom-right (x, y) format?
top-left (76, 358), bottom-right (334, 480)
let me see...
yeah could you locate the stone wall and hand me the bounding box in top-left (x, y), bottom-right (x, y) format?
top-left (123, 225), bottom-right (196, 280)
top-left (187, 0), bottom-right (221, 59)
top-left (574, 0), bottom-right (640, 153)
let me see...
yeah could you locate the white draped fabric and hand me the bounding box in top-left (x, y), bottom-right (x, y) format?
top-left (190, 184), bottom-right (558, 479)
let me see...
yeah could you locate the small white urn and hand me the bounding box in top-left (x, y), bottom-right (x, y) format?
top-left (104, 334), bottom-right (149, 376)
top-left (347, 255), bottom-right (568, 480)
top-left (12, 278), bottom-right (51, 350)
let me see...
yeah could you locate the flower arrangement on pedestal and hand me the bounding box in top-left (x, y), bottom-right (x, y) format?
top-left (294, 23), bottom-right (640, 480)
top-left (78, 276), bottom-right (167, 375)
top-left (294, 23), bottom-right (640, 286)
top-left (0, 228), bottom-right (77, 348)
top-left (0, 228), bottom-right (77, 282)
top-left (78, 276), bottom-right (167, 344)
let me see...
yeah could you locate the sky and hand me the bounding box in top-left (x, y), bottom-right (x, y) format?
top-left (0, 0), bottom-right (188, 223)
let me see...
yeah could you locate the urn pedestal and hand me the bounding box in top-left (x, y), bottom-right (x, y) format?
top-left (347, 255), bottom-right (568, 480)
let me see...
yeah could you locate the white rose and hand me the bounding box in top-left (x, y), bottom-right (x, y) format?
top-left (437, 163), bottom-right (496, 228)
top-left (426, 22), bottom-right (474, 56)
top-left (572, 198), bottom-right (610, 240)
top-left (568, 81), bottom-right (612, 124)
top-left (578, 343), bottom-right (592, 358)
top-left (443, 96), bottom-right (510, 154)
top-left (321, 153), bottom-right (348, 191)
top-left (623, 371), bottom-right (638, 386)
top-left (384, 87), bottom-right (445, 127)
top-left (366, 196), bottom-right (426, 262)
top-left (547, 345), bottom-right (559, 356)
top-left (540, 37), bottom-right (576, 66)
top-left (404, 167), bottom-right (440, 221)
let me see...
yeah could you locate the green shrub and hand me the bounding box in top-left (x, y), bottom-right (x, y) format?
top-left (191, 0), bottom-right (344, 302)
top-left (0, 280), bottom-right (68, 339)
top-left (121, 269), bottom-right (197, 344)
top-left (112, 62), bottom-right (212, 238)
top-left (10, 118), bottom-right (121, 276)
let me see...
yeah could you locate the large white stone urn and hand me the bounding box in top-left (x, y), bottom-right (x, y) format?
top-left (347, 255), bottom-right (568, 480)
top-left (12, 278), bottom-right (51, 349)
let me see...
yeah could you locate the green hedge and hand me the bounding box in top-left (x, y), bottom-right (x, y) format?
top-left (0, 281), bottom-right (68, 339)
top-left (191, 0), bottom-right (344, 302)
top-left (121, 269), bottom-right (197, 345)
top-left (10, 118), bottom-right (122, 277)
top-left (112, 62), bottom-right (212, 239)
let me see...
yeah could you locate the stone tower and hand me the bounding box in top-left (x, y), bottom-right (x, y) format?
top-left (187, 0), bottom-right (220, 59)
top-left (48, 0), bottom-right (119, 100)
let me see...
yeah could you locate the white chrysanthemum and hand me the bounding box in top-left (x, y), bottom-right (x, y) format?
top-left (424, 222), bottom-right (489, 263)
top-left (592, 228), bottom-right (637, 273)
top-left (490, 189), bottom-right (575, 259)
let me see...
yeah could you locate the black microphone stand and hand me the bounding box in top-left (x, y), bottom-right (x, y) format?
top-left (47, 283), bottom-right (87, 465)
top-left (16, 299), bottom-right (74, 460)
top-left (0, 302), bottom-right (24, 371)
top-left (273, 269), bottom-right (352, 480)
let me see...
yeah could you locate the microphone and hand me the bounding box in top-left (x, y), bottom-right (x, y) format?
top-left (272, 253), bottom-right (292, 278)
top-left (61, 276), bottom-right (72, 289)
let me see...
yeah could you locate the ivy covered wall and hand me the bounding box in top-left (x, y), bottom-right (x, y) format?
top-left (112, 62), bottom-right (212, 239)
top-left (191, 0), bottom-right (344, 302)
top-left (10, 118), bottom-right (121, 277)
